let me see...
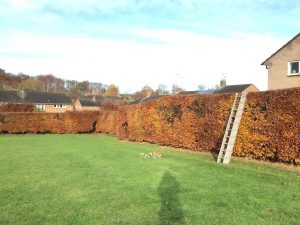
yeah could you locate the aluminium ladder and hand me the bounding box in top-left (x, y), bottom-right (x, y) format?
top-left (217, 92), bottom-right (247, 164)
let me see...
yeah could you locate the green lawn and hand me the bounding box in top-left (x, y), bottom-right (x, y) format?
top-left (0, 134), bottom-right (299, 225)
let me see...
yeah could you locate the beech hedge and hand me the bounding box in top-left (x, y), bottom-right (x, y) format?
top-left (0, 103), bottom-right (35, 112)
top-left (96, 110), bottom-right (117, 134)
top-left (116, 94), bottom-right (233, 151)
top-left (234, 88), bottom-right (300, 164)
top-left (0, 111), bottom-right (99, 134)
top-left (116, 88), bottom-right (300, 164)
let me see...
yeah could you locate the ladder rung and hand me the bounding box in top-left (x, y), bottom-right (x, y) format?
top-left (228, 128), bottom-right (238, 131)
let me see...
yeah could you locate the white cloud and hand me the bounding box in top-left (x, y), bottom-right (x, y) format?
top-left (9, 0), bottom-right (29, 8)
top-left (0, 0), bottom-right (296, 95)
top-left (0, 30), bottom-right (284, 92)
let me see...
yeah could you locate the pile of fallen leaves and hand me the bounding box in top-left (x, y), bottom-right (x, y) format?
top-left (139, 151), bottom-right (162, 159)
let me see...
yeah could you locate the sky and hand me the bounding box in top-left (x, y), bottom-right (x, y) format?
top-left (0, 0), bottom-right (299, 93)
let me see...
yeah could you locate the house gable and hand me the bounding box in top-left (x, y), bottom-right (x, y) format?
top-left (261, 33), bottom-right (300, 90)
top-left (261, 33), bottom-right (300, 66)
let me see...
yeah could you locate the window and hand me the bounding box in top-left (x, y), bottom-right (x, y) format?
top-left (288, 61), bottom-right (300, 75)
top-left (36, 104), bottom-right (45, 111)
top-left (53, 104), bottom-right (66, 108)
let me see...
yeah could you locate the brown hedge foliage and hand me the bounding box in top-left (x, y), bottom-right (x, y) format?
top-left (96, 110), bottom-right (117, 134)
top-left (102, 102), bottom-right (119, 111)
top-left (0, 103), bottom-right (35, 112)
top-left (116, 88), bottom-right (300, 164)
top-left (116, 94), bottom-right (234, 151)
top-left (235, 88), bottom-right (300, 164)
top-left (0, 111), bottom-right (99, 134)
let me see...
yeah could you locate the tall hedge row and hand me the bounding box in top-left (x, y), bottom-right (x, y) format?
top-left (96, 110), bottom-right (117, 134)
top-left (116, 94), bottom-right (234, 151)
top-left (0, 111), bottom-right (99, 134)
top-left (235, 88), bottom-right (300, 164)
top-left (116, 88), bottom-right (300, 165)
top-left (0, 103), bottom-right (35, 112)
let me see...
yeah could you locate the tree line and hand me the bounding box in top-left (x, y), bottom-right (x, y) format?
top-left (0, 68), bottom-right (218, 100)
top-left (0, 68), bottom-right (119, 96)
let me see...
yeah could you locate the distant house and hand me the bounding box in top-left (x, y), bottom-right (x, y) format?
top-left (261, 33), bottom-right (300, 90)
top-left (0, 90), bottom-right (72, 112)
top-left (178, 84), bottom-right (258, 95)
top-left (179, 90), bottom-right (215, 95)
top-left (130, 95), bottom-right (164, 105)
top-left (119, 94), bottom-right (133, 101)
top-left (74, 98), bottom-right (101, 111)
top-left (26, 91), bottom-right (73, 112)
top-left (213, 84), bottom-right (259, 94)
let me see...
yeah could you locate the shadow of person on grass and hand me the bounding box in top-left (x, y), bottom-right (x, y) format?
top-left (158, 171), bottom-right (185, 225)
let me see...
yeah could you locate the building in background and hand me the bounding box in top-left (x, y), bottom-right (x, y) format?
top-left (213, 84), bottom-right (259, 94)
top-left (0, 90), bottom-right (72, 112)
top-left (262, 33), bottom-right (300, 90)
top-left (74, 97), bottom-right (101, 111)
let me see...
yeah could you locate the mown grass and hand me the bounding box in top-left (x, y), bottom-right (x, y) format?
top-left (0, 134), bottom-right (299, 225)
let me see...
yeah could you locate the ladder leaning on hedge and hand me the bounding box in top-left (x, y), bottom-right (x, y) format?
top-left (217, 92), bottom-right (247, 164)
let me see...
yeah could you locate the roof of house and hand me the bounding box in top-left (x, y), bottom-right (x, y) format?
top-left (0, 90), bottom-right (72, 104)
top-left (179, 89), bottom-right (215, 95)
top-left (130, 95), bottom-right (164, 105)
top-left (79, 98), bottom-right (98, 107)
top-left (261, 32), bottom-right (300, 65)
top-left (25, 91), bottom-right (72, 104)
top-left (179, 91), bottom-right (198, 95)
top-left (213, 84), bottom-right (254, 94)
top-left (119, 94), bottom-right (132, 100)
top-left (96, 96), bottom-right (121, 102)
top-left (0, 91), bottom-right (19, 103)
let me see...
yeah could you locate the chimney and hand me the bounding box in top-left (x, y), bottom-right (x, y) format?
top-left (18, 90), bottom-right (27, 100)
top-left (220, 79), bottom-right (226, 88)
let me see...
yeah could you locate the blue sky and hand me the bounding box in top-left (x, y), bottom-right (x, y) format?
top-left (0, 0), bottom-right (299, 92)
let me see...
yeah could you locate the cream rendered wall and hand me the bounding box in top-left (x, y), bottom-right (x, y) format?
top-left (266, 35), bottom-right (300, 90)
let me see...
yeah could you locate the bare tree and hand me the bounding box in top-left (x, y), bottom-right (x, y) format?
top-left (171, 84), bottom-right (184, 94)
top-left (157, 84), bottom-right (168, 95)
top-left (198, 85), bottom-right (206, 91)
